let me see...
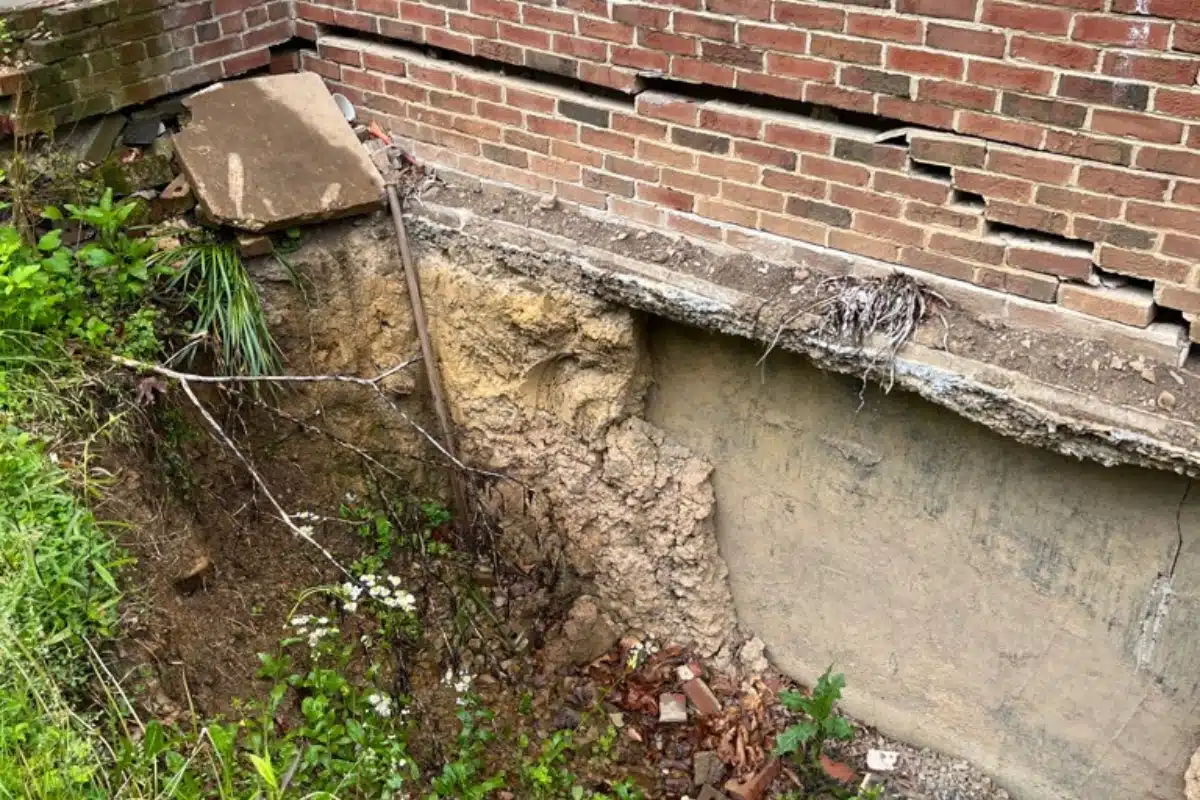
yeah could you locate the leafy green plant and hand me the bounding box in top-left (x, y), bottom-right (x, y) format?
top-left (774, 667), bottom-right (855, 770)
top-left (153, 240), bottom-right (282, 377)
top-left (428, 692), bottom-right (506, 800)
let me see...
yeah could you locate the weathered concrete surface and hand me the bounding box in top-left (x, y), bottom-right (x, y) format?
top-left (175, 74), bottom-right (384, 232)
top-left (647, 320), bottom-right (1200, 800)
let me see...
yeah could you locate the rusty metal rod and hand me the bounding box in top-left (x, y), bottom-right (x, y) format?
top-left (385, 183), bottom-right (470, 533)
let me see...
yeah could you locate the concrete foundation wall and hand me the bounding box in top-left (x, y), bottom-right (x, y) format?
top-left (645, 319), bottom-right (1200, 800)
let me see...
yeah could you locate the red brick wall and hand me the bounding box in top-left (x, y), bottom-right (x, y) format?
top-left (306, 24), bottom-right (1200, 347)
top-left (1, 0), bottom-right (294, 130)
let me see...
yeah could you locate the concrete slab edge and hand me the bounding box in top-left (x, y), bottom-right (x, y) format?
top-left (406, 198), bottom-right (1200, 477)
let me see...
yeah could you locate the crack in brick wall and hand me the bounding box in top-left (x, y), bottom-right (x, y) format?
top-left (7, 0), bottom-right (1200, 357)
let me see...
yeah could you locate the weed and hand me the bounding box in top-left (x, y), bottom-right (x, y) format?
top-left (774, 667), bottom-right (855, 774)
top-left (153, 240), bottom-right (282, 377)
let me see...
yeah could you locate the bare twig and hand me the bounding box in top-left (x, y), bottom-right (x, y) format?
top-left (174, 377), bottom-right (353, 577)
top-left (111, 354), bottom-right (419, 389)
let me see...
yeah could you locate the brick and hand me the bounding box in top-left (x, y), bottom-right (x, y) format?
top-left (1173, 182), bottom-right (1200, 207)
top-left (802, 154), bottom-right (869, 186)
top-left (1097, 246), bottom-right (1189, 283)
top-left (1155, 89), bottom-right (1200, 120)
top-left (611, 45), bottom-right (668, 71)
top-left (699, 154), bottom-right (759, 183)
top-left (525, 49), bottom-right (579, 77)
top-left (578, 17), bottom-right (634, 44)
top-left (723, 181), bottom-right (784, 211)
top-left (1103, 52), bottom-right (1198, 85)
top-left (661, 167), bottom-right (719, 195)
top-left (1072, 218), bottom-right (1158, 250)
top-left (985, 1), bottom-right (1070, 34)
top-left (1044, 131), bottom-right (1130, 166)
top-left (957, 112), bottom-right (1045, 148)
top-left (900, 247), bottom-right (977, 281)
top-left (698, 106), bottom-right (761, 139)
top-left (772, 2), bottom-right (845, 30)
top-left (927, 24), bottom-right (1005, 58)
top-left (1112, 0), bottom-right (1200, 21)
top-left (840, 66), bottom-right (911, 96)
top-left (1037, 185), bottom-right (1122, 219)
top-left (1162, 234), bottom-right (1200, 260)
top-left (1058, 75), bottom-right (1150, 111)
top-left (967, 60), bottom-right (1054, 94)
top-left (1000, 92), bottom-right (1086, 127)
top-left (876, 97), bottom-right (957, 128)
top-left (738, 23), bottom-right (808, 53)
top-left (911, 82), bottom-right (993, 115)
top-left (1072, 15), bottom-right (1170, 49)
top-left (875, 171), bottom-right (952, 204)
top-left (1154, 284), bottom-right (1200, 315)
top-left (671, 127), bottom-right (730, 154)
top-left (581, 168), bottom-right (634, 197)
top-left (1090, 109), bottom-right (1182, 144)
top-left (670, 212), bottom-right (725, 241)
top-left (1056, 284), bottom-right (1154, 327)
top-left (830, 184), bottom-right (900, 216)
top-left (1010, 35), bottom-right (1099, 71)
top-left (762, 170), bottom-right (827, 197)
top-left (638, 29), bottom-right (697, 56)
top-left (1006, 244), bottom-right (1094, 280)
top-left (975, 266), bottom-right (1059, 302)
top-left (638, 183), bottom-right (694, 211)
top-left (674, 12), bottom-right (735, 41)
top-left (1126, 202), bottom-right (1200, 233)
top-left (785, 197), bottom-right (852, 227)
top-left (830, 230), bottom-right (900, 261)
top-left (910, 134), bottom-right (985, 169)
top-left (612, 112), bottom-right (666, 139)
top-left (1177, 23), bottom-right (1200, 54)
top-left (1136, 147), bottom-right (1200, 179)
top-left (380, 18), bottom-right (426, 40)
top-left (551, 139), bottom-right (603, 166)
top-left (833, 139), bottom-right (905, 170)
top-left (500, 22), bottom-right (551, 50)
top-left (810, 34), bottom-right (882, 65)
top-left (637, 140), bottom-right (696, 169)
top-left (610, 196), bottom-right (665, 227)
top-left (733, 140), bottom-right (794, 170)
top-left (896, 0), bottom-right (977, 20)
top-left (930, 231), bottom-right (1005, 264)
top-left (558, 99), bottom-right (610, 128)
top-left (907, 201), bottom-right (983, 233)
top-left (671, 58), bottom-right (736, 88)
top-left (580, 126), bottom-right (634, 154)
top-left (954, 170), bottom-right (1034, 203)
top-left (737, 72), bottom-right (805, 100)
top-left (605, 153), bottom-right (658, 181)
top-left (554, 35), bottom-right (608, 62)
top-left (700, 41), bottom-right (762, 70)
top-left (613, 3), bottom-right (669, 27)
top-left (697, 197), bottom-right (758, 227)
top-left (888, 46), bottom-right (964, 79)
top-left (853, 212), bottom-right (926, 246)
top-left (847, 12), bottom-right (923, 43)
top-left (986, 148), bottom-right (1075, 184)
top-left (766, 53), bottom-right (837, 82)
top-left (805, 83), bottom-right (875, 113)
top-left (986, 201), bottom-right (1069, 235)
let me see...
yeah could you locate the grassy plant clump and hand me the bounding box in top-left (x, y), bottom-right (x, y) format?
top-left (0, 427), bottom-right (124, 798)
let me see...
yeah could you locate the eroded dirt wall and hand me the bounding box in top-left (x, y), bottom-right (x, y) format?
top-left (645, 320), bottom-right (1200, 800)
top-left (257, 219), bottom-right (739, 658)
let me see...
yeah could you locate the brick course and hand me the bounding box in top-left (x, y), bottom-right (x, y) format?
top-left (311, 34), bottom-right (1200, 339)
top-left (1, 0), bottom-right (294, 130)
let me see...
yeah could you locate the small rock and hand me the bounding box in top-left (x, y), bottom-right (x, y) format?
top-left (738, 637), bottom-right (770, 674)
top-left (608, 712), bottom-right (624, 728)
top-left (537, 195), bottom-right (557, 211)
top-left (236, 234), bottom-right (273, 258)
top-left (682, 677), bottom-right (721, 716)
top-left (625, 726), bottom-right (643, 742)
top-left (122, 117), bottom-right (166, 147)
top-left (542, 595), bottom-right (619, 669)
top-left (820, 753), bottom-right (857, 785)
top-left (1170, 370), bottom-right (1185, 386)
top-left (1110, 355), bottom-right (1126, 370)
top-left (728, 758), bottom-right (780, 800)
top-left (551, 706), bottom-right (582, 730)
top-left (1141, 366), bottom-right (1157, 384)
top-left (676, 664), bottom-right (696, 682)
top-left (1158, 391), bottom-right (1177, 411)
top-left (173, 555), bottom-right (213, 594)
top-left (659, 692), bottom-right (688, 723)
top-left (1184, 746), bottom-right (1200, 800)
top-left (867, 749), bottom-right (900, 772)
top-left (151, 173), bottom-right (195, 221)
top-left (693, 750), bottom-right (726, 788)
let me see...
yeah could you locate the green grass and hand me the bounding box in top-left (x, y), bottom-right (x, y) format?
top-left (0, 426), bottom-right (124, 799)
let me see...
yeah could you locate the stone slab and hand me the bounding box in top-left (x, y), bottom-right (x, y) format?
top-left (174, 73), bottom-right (384, 232)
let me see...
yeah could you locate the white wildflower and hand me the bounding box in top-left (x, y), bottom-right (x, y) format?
top-left (290, 615), bottom-right (312, 628)
top-left (343, 601), bottom-right (358, 613)
top-left (367, 692), bottom-right (393, 717)
top-left (361, 574), bottom-right (377, 586)
top-left (387, 575), bottom-right (402, 587)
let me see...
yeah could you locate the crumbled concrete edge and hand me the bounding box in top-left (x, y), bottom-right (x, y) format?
top-left (407, 200), bottom-right (1200, 478)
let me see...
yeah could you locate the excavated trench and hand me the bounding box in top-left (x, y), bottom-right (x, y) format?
top-left (246, 209), bottom-right (1200, 800)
